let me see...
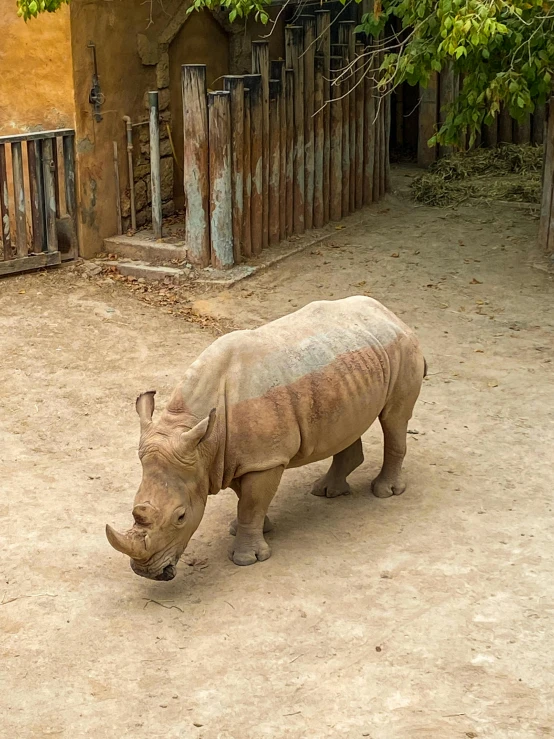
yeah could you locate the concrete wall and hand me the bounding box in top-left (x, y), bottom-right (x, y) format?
top-left (0, 2), bottom-right (74, 135)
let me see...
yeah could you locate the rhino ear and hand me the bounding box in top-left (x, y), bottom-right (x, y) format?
top-left (136, 391), bottom-right (156, 433)
top-left (179, 408), bottom-right (216, 452)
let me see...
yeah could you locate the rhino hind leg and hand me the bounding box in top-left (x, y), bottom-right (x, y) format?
top-left (311, 438), bottom-right (364, 498)
top-left (229, 466), bottom-right (284, 566)
top-left (371, 392), bottom-right (418, 498)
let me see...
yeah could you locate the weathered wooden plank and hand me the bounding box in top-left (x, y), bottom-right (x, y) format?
top-left (208, 91), bottom-right (234, 269)
top-left (379, 90), bottom-right (386, 198)
top-left (113, 140), bottom-right (123, 236)
top-left (0, 129), bottom-right (73, 145)
top-left (285, 69), bottom-right (294, 238)
top-left (439, 64), bottom-right (457, 157)
top-left (532, 104), bottom-right (546, 145)
top-left (11, 141), bottom-right (27, 258)
top-left (538, 99), bottom-right (554, 251)
top-left (42, 138), bottom-right (58, 253)
top-left (181, 65), bottom-right (210, 267)
top-left (301, 16), bottom-right (316, 231)
top-left (27, 140), bottom-right (45, 253)
top-left (0, 250), bottom-right (61, 276)
top-left (149, 91), bottom-right (162, 238)
top-left (330, 55), bottom-right (343, 222)
top-left (271, 60), bottom-right (287, 242)
top-left (395, 83), bottom-right (404, 147)
top-left (314, 55), bottom-right (325, 229)
top-left (285, 25), bottom-right (305, 234)
top-left (418, 72), bottom-right (438, 167)
top-left (363, 41), bottom-right (375, 206)
top-left (384, 92), bottom-right (391, 192)
top-left (339, 21), bottom-right (357, 212)
top-left (0, 143), bottom-right (11, 259)
top-left (252, 41), bottom-right (270, 250)
top-left (242, 87), bottom-right (252, 259)
top-left (333, 43), bottom-right (350, 217)
top-left (51, 138), bottom-right (61, 218)
top-left (62, 134), bottom-right (78, 259)
top-left (355, 42), bottom-right (365, 210)
top-left (223, 76), bottom-right (245, 264)
top-left (315, 10), bottom-right (331, 224)
top-left (269, 78), bottom-right (281, 246)
top-left (244, 74), bottom-right (263, 256)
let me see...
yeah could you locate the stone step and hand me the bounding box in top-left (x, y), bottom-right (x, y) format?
top-left (103, 235), bottom-right (187, 265)
top-left (100, 260), bottom-right (189, 282)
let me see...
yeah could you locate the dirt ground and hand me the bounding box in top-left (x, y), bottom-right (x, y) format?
top-left (2, 169), bottom-right (554, 739)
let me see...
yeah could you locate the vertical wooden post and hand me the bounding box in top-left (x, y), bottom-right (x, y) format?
top-left (532, 104), bottom-right (546, 145)
top-left (363, 41), bottom-right (375, 206)
top-left (11, 141), bottom-right (27, 257)
top-left (332, 44), bottom-right (350, 216)
top-left (113, 141), bottom-right (123, 236)
top-left (285, 69), bottom-right (295, 238)
top-left (286, 25), bottom-right (305, 234)
top-left (301, 16), bottom-right (316, 231)
top-left (379, 93), bottom-right (386, 197)
top-left (384, 93), bottom-right (391, 192)
top-left (51, 139), bottom-right (61, 218)
top-left (514, 114), bottom-right (531, 145)
top-left (62, 133), bottom-right (78, 258)
top-left (539, 99), bottom-right (554, 252)
top-left (484, 114), bottom-right (498, 148)
top-left (330, 56), bottom-right (343, 222)
top-left (42, 138), bottom-right (58, 253)
top-left (0, 143), bottom-right (12, 259)
top-left (148, 91), bottom-right (162, 239)
top-left (271, 60), bottom-right (287, 242)
top-left (315, 10), bottom-right (331, 224)
top-left (268, 78), bottom-right (281, 246)
top-left (242, 87), bottom-right (252, 259)
top-left (252, 41), bottom-right (270, 249)
top-left (28, 139), bottom-right (46, 253)
top-left (355, 42), bottom-right (365, 210)
top-left (244, 74), bottom-right (263, 255)
top-left (223, 75), bottom-right (245, 264)
top-left (499, 105), bottom-right (513, 143)
top-left (395, 83), bottom-right (404, 148)
top-left (208, 91), bottom-right (234, 270)
top-left (439, 64), bottom-right (457, 157)
top-left (418, 72), bottom-right (438, 167)
top-left (182, 65), bottom-right (210, 267)
top-left (314, 55), bottom-right (325, 229)
top-left (339, 22), bottom-right (356, 212)
top-left (373, 95), bottom-right (381, 202)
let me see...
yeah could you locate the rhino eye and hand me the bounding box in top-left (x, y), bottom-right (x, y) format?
top-left (178, 512), bottom-right (186, 522)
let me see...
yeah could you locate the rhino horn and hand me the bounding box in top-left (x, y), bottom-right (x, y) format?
top-left (105, 524), bottom-right (148, 560)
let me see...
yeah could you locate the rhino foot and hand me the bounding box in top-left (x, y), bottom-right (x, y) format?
top-left (229, 537), bottom-right (271, 566)
top-left (311, 476), bottom-right (352, 498)
top-left (229, 516), bottom-right (273, 536)
top-left (371, 476), bottom-right (406, 498)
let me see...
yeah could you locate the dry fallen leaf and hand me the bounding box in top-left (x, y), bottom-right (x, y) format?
top-left (474, 349), bottom-right (484, 353)
top-left (18, 289), bottom-right (26, 294)
top-left (470, 278), bottom-right (483, 285)
top-left (391, 253), bottom-right (399, 258)
top-left (488, 381), bottom-right (499, 388)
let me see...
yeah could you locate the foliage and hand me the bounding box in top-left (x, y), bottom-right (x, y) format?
top-left (17, 0), bottom-right (68, 20)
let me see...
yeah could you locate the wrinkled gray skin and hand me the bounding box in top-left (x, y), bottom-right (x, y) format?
top-left (106, 297), bottom-right (426, 581)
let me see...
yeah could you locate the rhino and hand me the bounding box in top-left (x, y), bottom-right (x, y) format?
top-left (106, 296), bottom-right (426, 581)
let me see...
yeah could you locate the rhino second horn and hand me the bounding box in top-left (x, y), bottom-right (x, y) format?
top-left (105, 524), bottom-right (148, 560)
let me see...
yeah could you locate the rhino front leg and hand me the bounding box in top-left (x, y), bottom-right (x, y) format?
top-left (311, 438), bottom-right (364, 498)
top-left (229, 466), bottom-right (284, 566)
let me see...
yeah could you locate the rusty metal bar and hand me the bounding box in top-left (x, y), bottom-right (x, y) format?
top-left (11, 141), bottom-right (27, 258)
top-left (42, 138), bottom-right (58, 253)
top-left (315, 10), bottom-right (331, 225)
top-left (113, 141), bottom-right (123, 236)
top-left (28, 139), bottom-right (46, 253)
top-left (252, 41), bottom-right (270, 250)
top-left (329, 56), bottom-right (343, 222)
top-left (208, 91), bottom-right (234, 269)
top-left (301, 16), bottom-right (316, 231)
top-left (269, 78), bottom-right (281, 246)
top-left (285, 25), bottom-right (305, 235)
top-left (242, 87), bottom-right (252, 259)
top-left (224, 75), bottom-right (245, 264)
top-left (148, 91), bottom-right (162, 239)
top-left (182, 65), bottom-right (210, 267)
top-left (355, 42), bottom-right (364, 210)
top-left (314, 55), bottom-right (325, 229)
top-left (285, 69), bottom-right (294, 238)
top-left (363, 40), bottom-right (375, 205)
top-left (0, 143), bottom-right (12, 259)
top-left (244, 74), bottom-right (263, 256)
top-left (271, 60), bottom-right (287, 242)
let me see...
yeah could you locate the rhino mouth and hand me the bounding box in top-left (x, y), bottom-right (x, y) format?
top-left (130, 561), bottom-right (176, 581)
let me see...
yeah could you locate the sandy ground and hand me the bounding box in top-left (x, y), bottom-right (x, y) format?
top-left (2, 170), bottom-right (554, 739)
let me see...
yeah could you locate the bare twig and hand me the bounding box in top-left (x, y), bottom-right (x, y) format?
top-left (1, 593), bottom-right (57, 606)
top-left (143, 598), bottom-right (184, 613)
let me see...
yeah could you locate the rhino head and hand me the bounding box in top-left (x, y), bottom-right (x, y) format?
top-left (106, 391), bottom-right (216, 581)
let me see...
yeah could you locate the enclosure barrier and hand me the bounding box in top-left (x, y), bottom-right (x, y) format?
top-left (180, 16), bottom-right (390, 269)
top-left (539, 98), bottom-right (554, 254)
top-left (0, 129), bottom-right (78, 276)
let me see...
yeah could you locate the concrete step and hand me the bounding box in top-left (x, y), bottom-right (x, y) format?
top-left (100, 260), bottom-right (190, 282)
top-left (103, 235), bottom-right (188, 265)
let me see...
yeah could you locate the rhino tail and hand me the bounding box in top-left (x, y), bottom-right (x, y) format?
top-left (423, 357), bottom-right (428, 378)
